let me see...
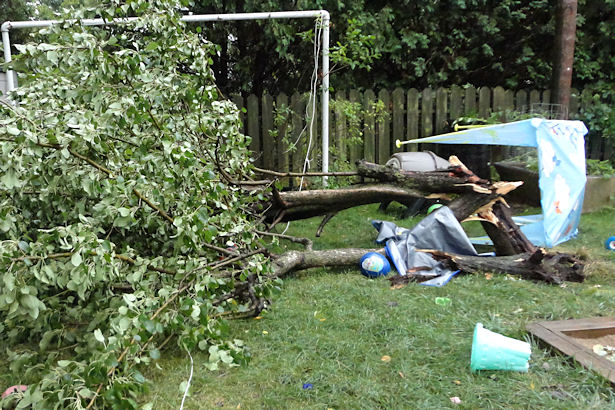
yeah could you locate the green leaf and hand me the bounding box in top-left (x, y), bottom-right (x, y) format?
top-left (19, 294), bottom-right (44, 319)
top-left (6, 126), bottom-right (20, 136)
top-left (70, 252), bottom-right (83, 267)
top-left (94, 329), bottom-right (105, 343)
top-left (149, 349), bottom-right (160, 359)
top-left (145, 42), bottom-right (160, 51)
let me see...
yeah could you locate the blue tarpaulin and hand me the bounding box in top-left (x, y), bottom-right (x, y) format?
top-left (401, 119), bottom-right (588, 247)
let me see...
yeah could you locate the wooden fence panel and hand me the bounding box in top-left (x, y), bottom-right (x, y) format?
top-left (435, 87), bottom-right (448, 134)
top-left (309, 94), bottom-right (320, 170)
top-left (377, 89), bottom-right (391, 164)
top-left (241, 85), bottom-right (607, 174)
top-left (529, 89), bottom-right (540, 109)
top-left (478, 87), bottom-right (491, 118)
top-left (493, 86), bottom-right (505, 114)
top-left (363, 89), bottom-right (376, 162)
top-left (406, 88), bottom-right (419, 151)
top-left (247, 94), bottom-right (260, 166)
top-left (421, 87), bottom-right (433, 138)
top-left (276, 93), bottom-right (290, 175)
top-left (261, 94), bottom-right (274, 170)
top-left (515, 90), bottom-right (527, 112)
top-left (231, 94), bottom-right (244, 134)
top-left (348, 89), bottom-right (362, 163)
top-left (335, 90), bottom-right (347, 163)
top-left (392, 88), bottom-right (405, 151)
top-left (450, 86), bottom-right (462, 122)
top-left (465, 85), bottom-right (477, 115)
top-left (291, 92), bottom-right (306, 174)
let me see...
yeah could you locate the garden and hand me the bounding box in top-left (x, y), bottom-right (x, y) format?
top-left (2, 0), bottom-right (615, 409)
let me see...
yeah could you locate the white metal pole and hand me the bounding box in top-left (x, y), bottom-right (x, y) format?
top-left (1, 10), bottom-right (331, 174)
top-left (320, 11), bottom-right (330, 180)
top-left (1, 25), bottom-right (14, 91)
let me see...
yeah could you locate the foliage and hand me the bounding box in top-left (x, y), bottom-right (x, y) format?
top-left (0, 0), bottom-right (276, 407)
top-left (586, 159), bottom-right (615, 177)
top-left (185, 0), bottom-right (556, 95)
top-left (0, 0), bottom-right (34, 52)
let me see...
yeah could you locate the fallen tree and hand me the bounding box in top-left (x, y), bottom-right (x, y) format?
top-left (0, 1), bottom-right (584, 408)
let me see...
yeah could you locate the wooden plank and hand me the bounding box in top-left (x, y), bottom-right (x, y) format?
top-left (542, 90), bottom-right (551, 106)
top-left (231, 93), bottom-right (245, 134)
top-left (348, 89), bottom-right (362, 162)
top-left (392, 88), bottom-right (405, 153)
top-left (493, 86), bottom-right (505, 114)
top-left (276, 93), bottom-right (290, 177)
top-left (406, 88), bottom-right (419, 152)
top-left (450, 85), bottom-right (462, 122)
top-left (335, 90), bottom-right (347, 164)
top-left (377, 89), bottom-right (391, 164)
top-left (504, 89), bottom-right (514, 112)
top-left (291, 92), bottom-right (306, 174)
top-left (478, 87), bottom-right (491, 119)
top-left (247, 94), bottom-right (261, 166)
top-left (527, 318), bottom-right (615, 384)
top-left (529, 89), bottom-right (540, 113)
top-left (435, 87), bottom-right (448, 134)
top-left (261, 93), bottom-right (275, 170)
top-left (363, 89), bottom-right (376, 162)
top-left (464, 85), bottom-right (477, 115)
top-left (515, 90), bottom-right (528, 113)
top-left (421, 87), bottom-right (434, 137)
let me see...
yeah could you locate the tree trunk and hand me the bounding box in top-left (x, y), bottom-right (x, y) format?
top-left (270, 247), bottom-right (585, 284)
top-left (552, 0), bottom-right (578, 119)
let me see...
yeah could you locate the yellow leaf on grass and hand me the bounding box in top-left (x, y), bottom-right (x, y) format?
top-left (381, 355), bottom-right (391, 362)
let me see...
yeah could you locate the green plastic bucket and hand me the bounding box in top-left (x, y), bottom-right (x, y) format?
top-left (470, 323), bottom-right (531, 372)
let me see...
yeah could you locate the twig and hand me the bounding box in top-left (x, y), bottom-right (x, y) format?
top-left (316, 213), bottom-right (337, 237)
top-left (256, 230), bottom-right (313, 250)
top-left (253, 167), bottom-right (358, 178)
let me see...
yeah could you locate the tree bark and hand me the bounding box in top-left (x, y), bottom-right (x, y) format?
top-left (269, 247), bottom-right (585, 284)
top-left (420, 248), bottom-right (585, 284)
top-left (552, 0), bottom-right (578, 119)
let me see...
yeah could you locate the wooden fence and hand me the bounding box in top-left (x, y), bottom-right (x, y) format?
top-left (232, 86), bottom-right (612, 175)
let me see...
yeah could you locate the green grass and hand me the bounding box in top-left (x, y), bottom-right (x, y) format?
top-left (143, 204), bottom-right (615, 409)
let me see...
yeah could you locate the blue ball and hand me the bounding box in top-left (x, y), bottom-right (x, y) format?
top-left (359, 252), bottom-right (391, 278)
top-left (606, 236), bottom-right (615, 251)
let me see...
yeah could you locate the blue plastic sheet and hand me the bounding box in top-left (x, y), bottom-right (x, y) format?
top-left (373, 206), bottom-right (478, 287)
top-left (399, 119), bottom-right (588, 247)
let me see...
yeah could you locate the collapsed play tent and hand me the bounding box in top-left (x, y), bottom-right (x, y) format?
top-left (400, 119), bottom-right (588, 247)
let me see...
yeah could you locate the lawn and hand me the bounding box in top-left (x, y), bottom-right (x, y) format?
top-left (145, 204), bottom-right (615, 409)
